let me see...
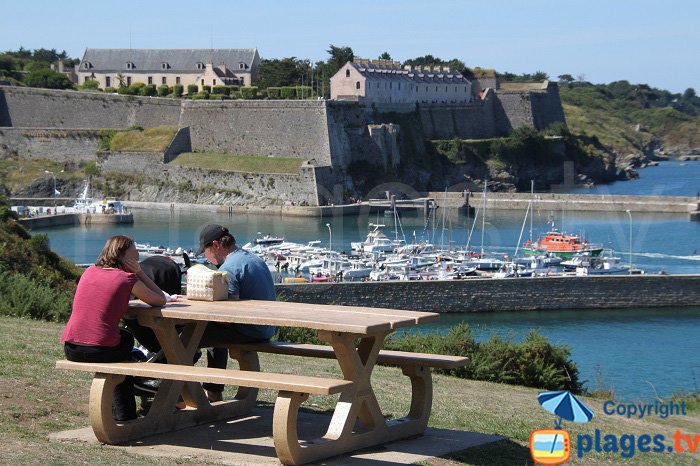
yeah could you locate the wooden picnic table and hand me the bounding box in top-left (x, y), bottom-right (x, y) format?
top-left (57, 298), bottom-right (467, 465)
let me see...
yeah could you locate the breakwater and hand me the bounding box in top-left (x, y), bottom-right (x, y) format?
top-left (276, 274), bottom-right (700, 312)
top-left (430, 191), bottom-right (697, 214)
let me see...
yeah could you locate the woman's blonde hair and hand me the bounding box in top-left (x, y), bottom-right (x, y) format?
top-left (95, 235), bottom-right (134, 269)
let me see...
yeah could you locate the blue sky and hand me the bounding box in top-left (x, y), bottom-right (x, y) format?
top-left (2, 0), bottom-right (698, 93)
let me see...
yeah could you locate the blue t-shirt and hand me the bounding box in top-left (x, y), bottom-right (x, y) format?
top-left (219, 248), bottom-right (276, 340)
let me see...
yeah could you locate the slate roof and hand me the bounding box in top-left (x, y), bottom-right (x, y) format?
top-left (80, 48), bottom-right (257, 72)
top-left (350, 62), bottom-right (470, 85)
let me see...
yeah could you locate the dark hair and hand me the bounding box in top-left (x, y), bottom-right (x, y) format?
top-left (95, 235), bottom-right (134, 269)
top-left (219, 234), bottom-right (236, 249)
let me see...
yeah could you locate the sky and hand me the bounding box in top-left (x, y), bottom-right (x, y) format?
top-left (2, 0), bottom-right (699, 93)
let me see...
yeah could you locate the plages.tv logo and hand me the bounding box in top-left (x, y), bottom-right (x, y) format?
top-left (530, 390), bottom-right (594, 465)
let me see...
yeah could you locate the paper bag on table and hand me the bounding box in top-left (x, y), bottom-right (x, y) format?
top-left (186, 264), bottom-right (229, 301)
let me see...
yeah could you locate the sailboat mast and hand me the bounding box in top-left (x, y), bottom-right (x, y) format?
top-left (480, 179), bottom-right (487, 256)
top-left (530, 179), bottom-right (534, 244)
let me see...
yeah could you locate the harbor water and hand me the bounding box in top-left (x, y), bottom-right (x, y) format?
top-left (40, 161), bottom-right (700, 400)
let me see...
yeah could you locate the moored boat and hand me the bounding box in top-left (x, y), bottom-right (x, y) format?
top-left (523, 230), bottom-right (603, 259)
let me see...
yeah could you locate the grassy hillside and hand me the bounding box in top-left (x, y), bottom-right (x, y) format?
top-left (0, 195), bottom-right (80, 321)
top-left (559, 81), bottom-right (700, 156)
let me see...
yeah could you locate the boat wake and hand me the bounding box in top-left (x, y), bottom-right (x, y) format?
top-left (634, 252), bottom-right (700, 261)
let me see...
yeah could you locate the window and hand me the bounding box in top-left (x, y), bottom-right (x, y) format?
top-left (83, 62), bottom-right (92, 69)
top-left (389, 82), bottom-right (392, 89)
top-left (346, 69), bottom-right (350, 78)
top-left (196, 62), bottom-right (205, 70)
top-left (201, 79), bottom-right (204, 86)
top-left (126, 62), bottom-right (134, 70)
top-left (106, 76), bottom-right (111, 87)
top-left (356, 81), bottom-right (360, 90)
top-left (213, 79), bottom-right (216, 86)
top-left (126, 76), bottom-right (132, 86)
top-left (176, 76), bottom-right (181, 84)
top-left (398, 83), bottom-right (401, 90)
top-left (161, 62), bottom-right (169, 70)
top-left (148, 77), bottom-right (153, 85)
top-left (162, 77), bottom-right (167, 85)
top-left (239, 62), bottom-right (246, 70)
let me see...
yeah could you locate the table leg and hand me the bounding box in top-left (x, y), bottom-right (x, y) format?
top-left (272, 330), bottom-right (433, 465)
top-left (87, 318), bottom-right (260, 444)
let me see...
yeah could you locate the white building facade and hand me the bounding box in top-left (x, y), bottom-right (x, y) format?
top-left (331, 59), bottom-right (472, 105)
top-left (77, 48), bottom-right (260, 90)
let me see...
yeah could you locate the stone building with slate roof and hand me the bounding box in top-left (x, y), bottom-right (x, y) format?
top-left (77, 48), bottom-right (260, 90)
top-left (330, 59), bottom-right (472, 105)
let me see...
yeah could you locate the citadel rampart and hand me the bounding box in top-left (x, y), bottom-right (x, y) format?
top-left (0, 85), bottom-right (567, 205)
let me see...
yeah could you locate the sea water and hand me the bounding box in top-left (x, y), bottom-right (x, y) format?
top-left (40, 161), bottom-right (700, 400)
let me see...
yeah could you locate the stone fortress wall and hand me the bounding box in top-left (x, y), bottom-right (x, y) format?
top-left (0, 84), bottom-right (565, 205)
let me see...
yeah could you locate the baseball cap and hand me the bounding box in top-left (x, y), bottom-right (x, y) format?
top-left (196, 224), bottom-right (230, 256)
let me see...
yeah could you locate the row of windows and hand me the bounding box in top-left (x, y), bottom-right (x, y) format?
top-left (99, 76), bottom-right (183, 86)
top-left (83, 61), bottom-right (248, 70)
top-left (357, 81), bottom-right (468, 93)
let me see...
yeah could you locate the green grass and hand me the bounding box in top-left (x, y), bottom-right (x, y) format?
top-left (110, 126), bottom-right (177, 152)
top-left (171, 152), bottom-right (303, 174)
top-left (1, 315), bottom-right (698, 465)
top-left (0, 158), bottom-right (86, 191)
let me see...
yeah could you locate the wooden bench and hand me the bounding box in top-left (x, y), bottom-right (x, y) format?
top-left (56, 360), bottom-right (353, 395)
top-left (56, 360), bottom-right (354, 446)
top-left (233, 341), bottom-right (470, 370)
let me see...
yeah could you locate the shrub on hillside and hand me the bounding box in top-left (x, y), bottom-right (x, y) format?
top-left (274, 321), bottom-right (582, 393)
top-left (23, 68), bottom-right (74, 90)
top-left (0, 195), bottom-right (80, 321)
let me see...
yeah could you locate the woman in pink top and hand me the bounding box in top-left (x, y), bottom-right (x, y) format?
top-left (61, 235), bottom-right (167, 421)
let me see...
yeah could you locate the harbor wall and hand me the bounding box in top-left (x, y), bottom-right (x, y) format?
top-left (276, 274), bottom-right (700, 313)
top-left (429, 191), bottom-right (698, 213)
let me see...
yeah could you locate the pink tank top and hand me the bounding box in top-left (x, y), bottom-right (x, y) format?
top-left (61, 266), bottom-right (138, 347)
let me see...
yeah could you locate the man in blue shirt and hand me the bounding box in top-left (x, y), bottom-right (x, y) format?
top-left (195, 224), bottom-right (276, 399)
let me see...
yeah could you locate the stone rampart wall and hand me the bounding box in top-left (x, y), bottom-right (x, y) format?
top-left (276, 275), bottom-right (700, 312)
top-left (0, 127), bottom-right (100, 161)
top-left (98, 152), bottom-right (319, 205)
top-left (0, 86), bottom-right (181, 128)
top-left (179, 100), bottom-right (333, 163)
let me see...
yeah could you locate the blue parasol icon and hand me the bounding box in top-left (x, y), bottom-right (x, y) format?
top-left (538, 390), bottom-right (594, 428)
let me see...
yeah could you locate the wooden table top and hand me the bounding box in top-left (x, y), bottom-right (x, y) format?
top-left (128, 298), bottom-right (439, 334)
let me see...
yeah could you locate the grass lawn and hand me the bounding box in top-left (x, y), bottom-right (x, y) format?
top-left (0, 159), bottom-right (86, 191)
top-left (110, 126), bottom-right (177, 152)
top-left (171, 152), bottom-right (303, 174)
top-left (1, 316), bottom-right (697, 465)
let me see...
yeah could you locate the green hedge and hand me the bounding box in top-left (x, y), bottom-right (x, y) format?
top-left (275, 322), bottom-right (582, 393)
top-left (268, 87), bottom-right (282, 99)
top-left (295, 86), bottom-right (313, 98)
top-left (202, 85), bottom-right (211, 94)
top-left (172, 84), bottom-right (184, 97)
top-left (141, 84), bottom-right (157, 96)
top-left (280, 86), bottom-right (296, 99)
top-left (212, 85), bottom-right (229, 95)
top-left (157, 85), bottom-right (170, 97)
top-left (241, 86), bottom-right (258, 99)
top-left (187, 84), bottom-right (198, 94)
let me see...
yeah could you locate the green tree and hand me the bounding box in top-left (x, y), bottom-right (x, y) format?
top-left (0, 54), bottom-right (15, 75)
top-left (115, 72), bottom-right (126, 88)
top-left (23, 68), bottom-right (74, 89)
top-left (326, 44), bottom-right (354, 74)
top-left (558, 74), bottom-right (575, 83)
top-left (378, 51), bottom-right (392, 60)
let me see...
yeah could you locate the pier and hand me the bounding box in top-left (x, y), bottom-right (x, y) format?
top-left (17, 212), bottom-right (133, 229)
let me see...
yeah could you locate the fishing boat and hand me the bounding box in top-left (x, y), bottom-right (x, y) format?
top-left (255, 233), bottom-right (285, 246)
top-left (523, 230), bottom-right (603, 259)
